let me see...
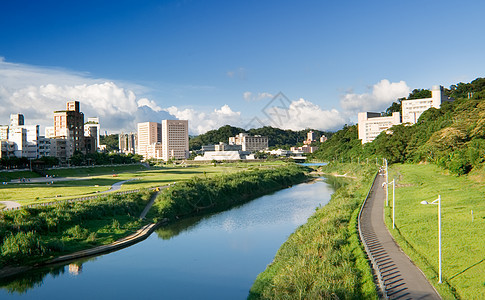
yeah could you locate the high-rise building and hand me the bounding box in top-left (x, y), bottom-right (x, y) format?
top-left (53, 101), bottom-right (85, 154)
top-left (84, 117), bottom-right (100, 150)
top-left (10, 114), bottom-right (24, 126)
top-left (161, 120), bottom-right (189, 161)
top-left (119, 132), bottom-right (137, 154)
top-left (136, 122), bottom-right (162, 159)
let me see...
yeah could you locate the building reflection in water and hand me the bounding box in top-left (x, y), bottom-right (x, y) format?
top-left (68, 264), bottom-right (83, 276)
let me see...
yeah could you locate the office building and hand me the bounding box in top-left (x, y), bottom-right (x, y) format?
top-left (402, 85), bottom-right (453, 124)
top-left (84, 117), bottom-right (100, 150)
top-left (161, 120), bottom-right (189, 161)
top-left (358, 112), bottom-right (401, 144)
top-left (119, 132), bottom-right (137, 154)
top-left (136, 122), bottom-right (162, 159)
top-left (228, 133), bottom-right (268, 152)
top-left (53, 101), bottom-right (85, 154)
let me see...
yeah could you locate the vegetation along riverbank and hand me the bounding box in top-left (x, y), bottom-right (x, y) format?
top-left (0, 163), bottom-right (310, 280)
top-left (148, 164), bottom-right (310, 223)
top-left (249, 162), bottom-right (378, 299)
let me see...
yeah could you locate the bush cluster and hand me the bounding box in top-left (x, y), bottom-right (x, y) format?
top-left (153, 164), bottom-right (308, 221)
top-left (0, 191), bottom-right (151, 267)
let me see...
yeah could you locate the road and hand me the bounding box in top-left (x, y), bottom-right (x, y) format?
top-left (359, 170), bottom-right (441, 299)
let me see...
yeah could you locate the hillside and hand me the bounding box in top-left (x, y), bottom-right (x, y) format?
top-left (312, 77), bottom-right (485, 175)
top-left (189, 125), bottom-right (330, 150)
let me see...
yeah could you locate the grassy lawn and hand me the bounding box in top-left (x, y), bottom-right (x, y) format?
top-left (0, 170), bottom-right (40, 182)
top-left (0, 162), bottom-right (286, 206)
top-left (385, 163), bottom-right (485, 300)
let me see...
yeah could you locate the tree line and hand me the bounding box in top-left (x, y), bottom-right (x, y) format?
top-left (311, 77), bottom-right (485, 175)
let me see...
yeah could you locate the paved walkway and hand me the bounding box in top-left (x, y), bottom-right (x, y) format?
top-left (359, 170), bottom-right (441, 299)
top-left (0, 201), bottom-right (21, 210)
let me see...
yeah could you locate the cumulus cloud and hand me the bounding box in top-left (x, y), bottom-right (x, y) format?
top-left (340, 79), bottom-right (410, 115)
top-left (0, 58), bottom-right (175, 133)
top-left (262, 98), bottom-right (346, 131)
top-left (166, 104), bottom-right (242, 135)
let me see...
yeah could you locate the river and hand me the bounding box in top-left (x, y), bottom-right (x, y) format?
top-left (0, 177), bottom-right (336, 299)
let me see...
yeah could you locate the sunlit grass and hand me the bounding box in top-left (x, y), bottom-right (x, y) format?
top-left (0, 162), bottom-right (288, 206)
top-left (386, 163), bottom-right (485, 300)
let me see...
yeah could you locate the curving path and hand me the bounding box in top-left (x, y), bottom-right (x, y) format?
top-left (0, 201), bottom-right (21, 210)
top-left (359, 170), bottom-right (441, 299)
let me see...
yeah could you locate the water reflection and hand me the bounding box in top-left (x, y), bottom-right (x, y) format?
top-left (0, 177), bottom-right (337, 299)
top-left (0, 258), bottom-right (95, 294)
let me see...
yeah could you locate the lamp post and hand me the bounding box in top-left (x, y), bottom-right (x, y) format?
top-left (391, 179), bottom-right (396, 229)
top-left (421, 195), bottom-right (442, 283)
top-left (385, 159), bottom-right (389, 206)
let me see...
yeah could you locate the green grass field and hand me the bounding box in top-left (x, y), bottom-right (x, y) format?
top-left (0, 162), bottom-right (286, 206)
top-left (385, 164), bottom-right (485, 299)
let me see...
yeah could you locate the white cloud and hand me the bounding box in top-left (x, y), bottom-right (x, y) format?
top-left (340, 79), bottom-right (410, 115)
top-left (0, 59), bottom-right (175, 133)
top-left (265, 98), bottom-right (346, 131)
top-left (137, 98), bottom-right (162, 112)
top-left (243, 91), bottom-right (274, 102)
top-left (166, 104), bottom-right (242, 135)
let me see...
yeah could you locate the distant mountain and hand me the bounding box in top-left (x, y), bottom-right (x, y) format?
top-left (189, 125), bottom-right (331, 150)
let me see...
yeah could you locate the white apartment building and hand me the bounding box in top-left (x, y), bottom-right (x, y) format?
top-left (84, 117), bottom-right (100, 150)
top-left (358, 112), bottom-right (401, 144)
top-left (161, 120), bottom-right (189, 161)
top-left (228, 133), bottom-right (268, 152)
top-left (402, 85), bottom-right (453, 124)
top-left (136, 122), bottom-right (162, 159)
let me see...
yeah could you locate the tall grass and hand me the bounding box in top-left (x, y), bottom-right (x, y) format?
top-left (0, 191), bottom-right (152, 267)
top-left (152, 164), bottom-right (309, 222)
top-left (249, 163), bottom-right (378, 299)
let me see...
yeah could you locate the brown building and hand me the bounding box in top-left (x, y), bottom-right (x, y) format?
top-left (53, 101), bottom-right (85, 154)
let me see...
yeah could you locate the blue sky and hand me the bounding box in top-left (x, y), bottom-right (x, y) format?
top-left (1, 0), bottom-right (484, 134)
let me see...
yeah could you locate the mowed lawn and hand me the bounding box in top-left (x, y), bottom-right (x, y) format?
top-left (1, 162), bottom-right (284, 205)
top-left (386, 164), bottom-right (484, 300)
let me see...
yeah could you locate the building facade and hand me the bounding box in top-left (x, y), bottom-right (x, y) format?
top-left (53, 101), bottom-right (85, 154)
top-left (136, 122), bottom-right (162, 159)
top-left (358, 112), bottom-right (401, 144)
top-left (84, 117), bottom-right (100, 151)
top-left (228, 133), bottom-right (268, 152)
top-left (119, 132), bottom-right (137, 154)
top-left (161, 120), bottom-right (189, 161)
top-left (402, 85), bottom-right (454, 124)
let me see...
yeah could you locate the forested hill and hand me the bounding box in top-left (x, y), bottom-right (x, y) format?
top-left (189, 125), bottom-right (330, 150)
top-left (311, 77), bottom-right (485, 175)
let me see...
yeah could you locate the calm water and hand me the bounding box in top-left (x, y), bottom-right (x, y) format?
top-left (0, 178), bottom-right (335, 299)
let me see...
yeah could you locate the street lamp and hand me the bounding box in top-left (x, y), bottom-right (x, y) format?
top-left (391, 179), bottom-right (396, 229)
top-left (421, 195), bottom-right (442, 283)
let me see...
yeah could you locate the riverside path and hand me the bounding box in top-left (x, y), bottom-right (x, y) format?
top-left (359, 169), bottom-right (441, 299)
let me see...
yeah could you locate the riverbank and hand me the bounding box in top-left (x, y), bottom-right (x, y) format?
top-left (249, 163), bottom-right (378, 299)
top-left (0, 164), bottom-right (310, 281)
top-left (149, 164), bottom-right (310, 223)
